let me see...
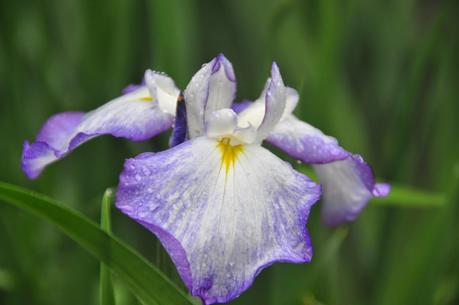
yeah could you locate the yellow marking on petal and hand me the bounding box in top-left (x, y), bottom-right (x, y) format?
top-left (217, 138), bottom-right (244, 176)
top-left (140, 96), bottom-right (153, 101)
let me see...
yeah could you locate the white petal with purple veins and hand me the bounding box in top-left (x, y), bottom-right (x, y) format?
top-left (185, 55), bottom-right (236, 138)
top-left (255, 63), bottom-right (287, 142)
top-left (267, 115), bottom-right (349, 164)
top-left (313, 154), bottom-right (388, 226)
top-left (21, 73), bottom-right (179, 179)
top-left (116, 137), bottom-right (320, 304)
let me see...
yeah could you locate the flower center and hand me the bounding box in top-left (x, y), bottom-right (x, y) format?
top-left (217, 137), bottom-right (244, 176)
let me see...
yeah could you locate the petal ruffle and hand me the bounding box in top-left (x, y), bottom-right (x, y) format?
top-left (22, 76), bottom-right (179, 179)
top-left (313, 154), bottom-right (390, 226)
top-left (116, 137), bottom-right (320, 304)
top-left (185, 54), bottom-right (236, 138)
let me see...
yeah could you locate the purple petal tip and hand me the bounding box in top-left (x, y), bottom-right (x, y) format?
top-left (373, 183), bottom-right (390, 197)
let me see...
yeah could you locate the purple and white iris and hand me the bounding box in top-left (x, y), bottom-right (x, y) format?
top-left (21, 54), bottom-right (389, 304)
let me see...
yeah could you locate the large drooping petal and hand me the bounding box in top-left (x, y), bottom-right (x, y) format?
top-left (313, 155), bottom-right (390, 226)
top-left (116, 137), bottom-right (321, 304)
top-left (21, 72), bottom-right (179, 179)
top-left (267, 115), bottom-right (349, 164)
top-left (185, 54), bottom-right (236, 138)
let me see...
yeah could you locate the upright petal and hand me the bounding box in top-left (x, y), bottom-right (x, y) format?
top-left (313, 154), bottom-right (390, 226)
top-left (185, 54), bottom-right (236, 138)
top-left (255, 63), bottom-right (287, 142)
top-left (116, 137), bottom-right (320, 304)
top-left (21, 74), bottom-right (179, 179)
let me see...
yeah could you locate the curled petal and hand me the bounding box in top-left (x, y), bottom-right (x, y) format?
top-left (255, 63), bottom-right (287, 142)
top-left (21, 79), bottom-right (179, 179)
top-left (116, 137), bottom-right (320, 304)
top-left (185, 54), bottom-right (236, 138)
top-left (237, 86), bottom-right (297, 132)
top-left (313, 155), bottom-right (390, 226)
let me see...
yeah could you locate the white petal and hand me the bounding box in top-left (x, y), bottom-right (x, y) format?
top-left (185, 55), bottom-right (236, 138)
top-left (117, 137), bottom-right (320, 304)
top-left (145, 70), bottom-right (180, 115)
top-left (255, 63), bottom-right (287, 142)
top-left (206, 109), bottom-right (238, 139)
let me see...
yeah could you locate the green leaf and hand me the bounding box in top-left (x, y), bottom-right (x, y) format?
top-left (100, 189), bottom-right (115, 305)
top-left (297, 164), bottom-right (445, 208)
top-left (0, 182), bottom-right (194, 305)
top-left (372, 184), bottom-right (445, 207)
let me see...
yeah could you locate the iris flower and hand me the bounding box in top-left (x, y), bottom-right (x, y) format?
top-left (116, 56), bottom-right (321, 304)
top-left (21, 54), bottom-right (389, 304)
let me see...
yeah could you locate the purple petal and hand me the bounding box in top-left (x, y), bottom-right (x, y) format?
top-left (373, 183), bottom-right (391, 197)
top-left (116, 137), bottom-right (320, 304)
top-left (122, 84), bottom-right (143, 95)
top-left (267, 115), bottom-right (349, 164)
top-left (21, 112), bottom-right (84, 179)
top-left (21, 83), bottom-right (178, 179)
top-left (169, 94), bottom-right (188, 147)
top-left (184, 54), bottom-right (236, 138)
top-left (231, 100), bottom-right (252, 114)
top-left (313, 154), bottom-right (390, 226)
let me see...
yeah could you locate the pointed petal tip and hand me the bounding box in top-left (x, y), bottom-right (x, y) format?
top-left (269, 62), bottom-right (284, 89)
top-left (21, 140), bottom-right (55, 180)
top-left (211, 54), bottom-right (236, 81)
top-left (373, 183), bottom-right (390, 197)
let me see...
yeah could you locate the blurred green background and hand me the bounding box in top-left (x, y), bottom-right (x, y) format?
top-left (1, 0), bottom-right (458, 304)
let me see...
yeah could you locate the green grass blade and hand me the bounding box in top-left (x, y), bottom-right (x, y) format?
top-left (100, 189), bottom-right (115, 305)
top-left (372, 185), bottom-right (445, 207)
top-left (0, 182), bottom-right (194, 305)
top-left (297, 164), bottom-right (445, 207)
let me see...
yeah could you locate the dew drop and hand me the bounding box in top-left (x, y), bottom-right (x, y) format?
top-left (142, 166), bottom-right (151, 176)
top-left (135, 174), bottom-right (141, 181)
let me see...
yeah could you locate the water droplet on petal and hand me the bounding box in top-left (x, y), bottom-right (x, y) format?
top-left (142, 166), bottom-right (151, 176)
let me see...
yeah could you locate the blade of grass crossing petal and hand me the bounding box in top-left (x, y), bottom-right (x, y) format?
top-left (100, 189), bottom-right (115, 305)
top-left (0, 182), bottom-right (194, 305)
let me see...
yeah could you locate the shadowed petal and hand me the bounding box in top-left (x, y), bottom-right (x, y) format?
top-left (313, 154), bottom-right (390, 226)
top-left (116, 137), bottom-right (320, 304)
top-left (21, 75), bottom-right (179, 179)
